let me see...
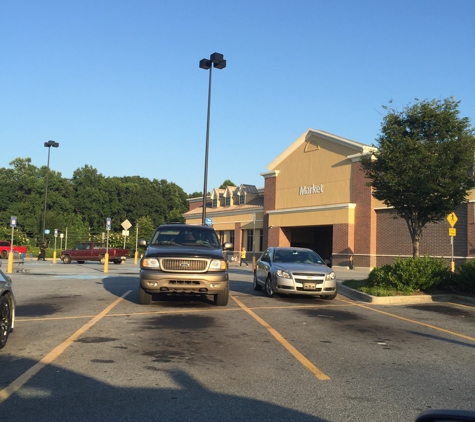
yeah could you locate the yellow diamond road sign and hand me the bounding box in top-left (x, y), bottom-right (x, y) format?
top-left (447, 212), bottom-right (457, 227)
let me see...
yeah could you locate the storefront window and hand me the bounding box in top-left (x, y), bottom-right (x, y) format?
top-left (247, 230), bottom-right (254, 252)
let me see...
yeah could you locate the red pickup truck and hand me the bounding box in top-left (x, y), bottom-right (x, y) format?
top-left (61, 242), bottom-right (129, 265)
top-left (0, 241), bottom-right (27, 260)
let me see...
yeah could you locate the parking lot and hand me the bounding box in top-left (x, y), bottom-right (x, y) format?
top-left (1, 260), bottom-right (475, 421)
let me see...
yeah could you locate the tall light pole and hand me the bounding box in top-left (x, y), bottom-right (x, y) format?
top-left (199, 52), bottom-right (226, 225)
top-left (41, 140), bottom-right (59, 244)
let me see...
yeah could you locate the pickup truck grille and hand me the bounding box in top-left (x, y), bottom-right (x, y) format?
top-left (161, 258), bottom-right (208, 272)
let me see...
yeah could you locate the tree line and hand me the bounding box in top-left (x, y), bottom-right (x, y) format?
top-left (0, 158), bottom-right (189, 250)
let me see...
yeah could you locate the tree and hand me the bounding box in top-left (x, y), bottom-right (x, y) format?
top-left (219, 179), bottom-right (236, 189)
top-left (188, 191), bottom-right (203, 199)
top-left (360, 98), bottom-right (475, 258)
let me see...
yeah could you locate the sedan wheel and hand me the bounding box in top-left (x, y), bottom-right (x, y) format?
top-left (322, 288), bottom-right (338, 300)
top-left (265, 276), bottom-right (275, 298)
top-left (0, 295), bottom-right (12, 349)
top-left (253, 273), bottom-right (262, 291)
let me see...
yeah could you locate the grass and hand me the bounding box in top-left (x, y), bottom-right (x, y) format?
top-left (342, 279), bottom-right (417, 297)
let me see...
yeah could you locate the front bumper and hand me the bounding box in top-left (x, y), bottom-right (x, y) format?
top-left (140, 269), bottom-right (229, 295)
top-left (273, 276), bottom-right (337, 296)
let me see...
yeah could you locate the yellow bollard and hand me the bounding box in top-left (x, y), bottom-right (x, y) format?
top-left (53, 250), bottom-right (57, 264)
top-left (134, 250), bottom-right (138, 265)
top-left (104, 253), bottom-right (109, 273)
top-left (7, 252), bottom-right (13, 274)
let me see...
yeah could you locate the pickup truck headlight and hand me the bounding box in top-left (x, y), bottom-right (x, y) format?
top-left (209, 259), bottom-right (227, 270)
top-left (276, 269), bottom-right (291, 279)
top-left (325, 271), bottom-right (336, 281)
top-left (142, 258), bottom-right (160, 269)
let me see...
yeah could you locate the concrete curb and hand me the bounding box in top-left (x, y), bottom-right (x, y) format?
top-left (337, 282), bottom-right (475, 307)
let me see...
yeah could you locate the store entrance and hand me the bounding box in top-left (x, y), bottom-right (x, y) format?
top-left (290, 225), bottom-right (333, 266)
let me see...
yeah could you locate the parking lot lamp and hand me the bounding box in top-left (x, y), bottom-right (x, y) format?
top-left (199, 52), bottom-right (226, 225)
top-left (41, 140), bottom-right (59, 245)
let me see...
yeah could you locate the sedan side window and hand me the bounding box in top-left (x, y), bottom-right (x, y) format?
top-left (261, 250), bottom-right (271, 263)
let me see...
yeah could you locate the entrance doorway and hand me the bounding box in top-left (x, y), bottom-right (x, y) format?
top-left (290, 225), bottom-right (333, 266)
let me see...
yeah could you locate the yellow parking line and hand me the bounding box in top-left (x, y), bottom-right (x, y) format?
top-left (231, 295), bottom-right (330, 381)
top-left (0, 290), bottom-right (132, 404)
top-left (339, 298), bottom-right (475, 343)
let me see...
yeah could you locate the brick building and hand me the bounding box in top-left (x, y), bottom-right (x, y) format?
top-left (184, 128), bottom-right (475, 268)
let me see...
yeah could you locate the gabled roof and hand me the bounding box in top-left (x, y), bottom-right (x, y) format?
top-left (236, 184), bottom-right (258, 195)
top-left (183, 195), bottom-right (263, 217)
top-left (266, 128), bottom-right (375, 170)
top-left (224, 186), bottom-right (238, 197)
top-left (210, 188), bottom-right (225, 199)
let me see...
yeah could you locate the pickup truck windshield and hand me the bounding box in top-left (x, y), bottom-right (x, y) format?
top-left (150, 228), bottom-right (220, 248)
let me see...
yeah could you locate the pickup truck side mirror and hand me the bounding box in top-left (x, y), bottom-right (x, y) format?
top-left (138, 238), bottom-right (148, 247)
top-left (222, 242), bottom-right (233, 251)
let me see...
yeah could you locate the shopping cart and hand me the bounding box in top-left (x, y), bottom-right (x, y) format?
top-left (13, 251), bottom-right (30, 273)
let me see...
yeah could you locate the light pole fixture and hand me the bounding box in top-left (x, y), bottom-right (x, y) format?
top-left (199, 52), bottom-right (226, 225)
top-left (41, 140), bottom-right (59, 244)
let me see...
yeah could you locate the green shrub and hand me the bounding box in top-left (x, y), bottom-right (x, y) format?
top-left (367, 256), bottom-right (451, 293)
top-left (454, 259), bottom-right (475, 293)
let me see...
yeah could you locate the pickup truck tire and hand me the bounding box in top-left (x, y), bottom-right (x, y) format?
top-left (1, 251), bottom-right (7, 259)
top-left (99, 256), bottom-right (105, 265)
top-left (214, 285), bottom-right (229, 306)
top-left (77, 261), bottom-right (85, 264)
top-left (113, 260), bottom-right (122, 265)
top-left (139, 287), bottom-right (152, 305)
top-left (63, 255), bottom-right (71, 264)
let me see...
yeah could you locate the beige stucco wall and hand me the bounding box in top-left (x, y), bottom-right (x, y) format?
top-left (270, 134), bottom-right (358, 210)
top-left (185, 211), bottom-right (263, 231)
top-left (268, 205), bottom-right (355, 227)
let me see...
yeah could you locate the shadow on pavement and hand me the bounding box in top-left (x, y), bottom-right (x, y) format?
top-left (0, 358), bottom-right (329, 422)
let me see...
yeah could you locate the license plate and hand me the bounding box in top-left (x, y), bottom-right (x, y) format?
top-left (303, 282), bottom-right (316, 290)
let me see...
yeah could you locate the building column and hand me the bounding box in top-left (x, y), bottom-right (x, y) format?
top-left (262, 171), bottom-right (278, 250)
top-left (352, 160), bottom-right (377, 267)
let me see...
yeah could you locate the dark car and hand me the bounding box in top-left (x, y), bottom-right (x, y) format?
top-left (138, 224), bottom-right (233, 306)
top-left (0, 268), bottom-right (15, 349)
top-left (254, 247), bottom-right (337, 299)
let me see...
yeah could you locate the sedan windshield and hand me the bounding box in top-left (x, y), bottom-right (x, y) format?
top-left (273, 249), bottom-right (324, 265)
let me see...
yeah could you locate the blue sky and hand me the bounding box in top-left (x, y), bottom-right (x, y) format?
top-left (1, 0), bottom-right (474, 195)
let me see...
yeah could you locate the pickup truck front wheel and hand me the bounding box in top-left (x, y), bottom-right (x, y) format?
top-left (63, 255), bottom-right (71, 264)
top-left (99, 256), bottom-right (105, 265)
top-left (139, 286), bottom-right (152, 305)
top-left (1, 251), bottom-right (7, 259)
top-left (214, 285), bottom-right (229, 306)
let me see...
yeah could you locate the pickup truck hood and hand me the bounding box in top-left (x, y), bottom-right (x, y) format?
top-left (144, 245), bottom-right (225, 261)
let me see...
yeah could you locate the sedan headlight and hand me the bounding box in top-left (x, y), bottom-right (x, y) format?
top-left (209, 259), bottom-right (227, 270)
top-left (276, 269), bottom-right (291, 279)
top-left (142, 258), bottom-right (160, 268)
top-left (326, 271), bottom-right (336, 281)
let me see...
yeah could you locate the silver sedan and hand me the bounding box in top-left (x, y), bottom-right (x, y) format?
top-left (0, 269), bottom-right (15, 349)
top-left (253, 247), bottom-right (337, 299)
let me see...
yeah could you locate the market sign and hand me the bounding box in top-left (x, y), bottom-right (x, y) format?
top-left (299, 184), bottom-right (323, 196)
